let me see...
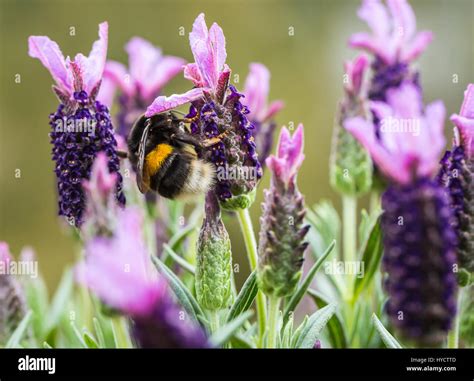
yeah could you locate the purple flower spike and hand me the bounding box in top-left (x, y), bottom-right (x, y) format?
top-left (29, 23), bottom-right (125, 227)
top-left (344, 83), bottom-right (445, 185)
top-left (267, 125), bottom-right (304, 186)
top-left (450, 84), bottom-right (474, 159)
top-left (243, 63), bottom-right (284, 165)
top-left (97, 37), bottom-right (186, 137)
top-left (258, 125), bottom-right (309, 297)
top-left (350, 0), bottom-right (433, 65)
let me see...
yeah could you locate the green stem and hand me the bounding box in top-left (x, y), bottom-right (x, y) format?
top-left (369, 190), bottom-right (380, 214)
top-left (267, 296), bottom-right (281, 348)
top-left (237, 208), bottom-right (267, 346)
top-left (447, 287), bottom-right (464, 348)
top-left (111, 317), bottom-right (132, 348)
top-left (342, 195), bottom-right (357, 300)
top-left (209, 310), bottom-right (221, 335)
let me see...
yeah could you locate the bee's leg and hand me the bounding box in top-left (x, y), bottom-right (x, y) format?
top-left (201, 130), bottom-right (230, 147)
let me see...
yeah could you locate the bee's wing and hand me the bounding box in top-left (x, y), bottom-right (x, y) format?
top-left (136, 122), bottom-right (151, 194)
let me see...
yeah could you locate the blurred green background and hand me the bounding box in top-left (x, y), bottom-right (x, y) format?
top-left (1, 0), bottom-right (473, 290)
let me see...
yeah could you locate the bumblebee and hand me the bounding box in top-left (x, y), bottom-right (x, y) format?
top-left (127, 112), bottom-right (223, 200)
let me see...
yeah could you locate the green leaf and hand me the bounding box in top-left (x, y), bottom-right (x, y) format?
top-left (353, 211), bottom-right (383, 299)
top-left (290, 315), bottom-right (308, 347)
top-left (371, 313), bottom-right (402, 348)
top-left (230, 334), bottom-right (255, 348)
top-left (306, 201), bottom-right (340, 260)
top-left (22, 273), bottom-right (49, 340)
top-left (93, 318), bottom-right (106, 348)
top-left (283, 240), bottom-right (336, 324)
top-left (210, 311), bottom-right (253, 347)
top-left (294, 303), bottom-right (338, 348)
top-left (70, 322), bottom-right (87, 348)
top-left (45, 268), bottom-right (74, 335)
top-left (281, 315), bottom-right (294, 348)
top-left (43, 342), bottom-right (53, 349)
top-left (308, 289), bottom-right (347, 348)
top-left (6, 310), bottom-right (33, 348)
top-left (226, 271), bottom-right (258, 323)
top-left (83, 329), bottom-right (99, 348)
top-left (163, 244), bottom-right (195, 274)
top-left (152, 256), bottom-right (207, 326)
top-left (168, 223), bottom-right (198, 251)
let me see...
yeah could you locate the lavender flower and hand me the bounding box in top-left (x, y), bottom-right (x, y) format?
top-left (350, 0), bottom-right (432, 101)
top-left (345, 83), bottom-right (457, 346)
top-left (28, 22), bottom-right (125, 227)
top-left (195, 192), bottom-right (232, 310)
top-left (242, 63), bottom-right (284, 166)
top-left (330, 54), bottom-right (373, 196)
top-left (97, 37), bottom-right (186, 137)
top-left (77, 207), bottom-right (208, 348)
top-left (439, 84), bottom-right (474, 281)
top-left (0, 243), bottom-right (27, 344)
top-left (258, 125), bottom-right (309, 298)
top-left (146, 13), bottom-right (261, 209)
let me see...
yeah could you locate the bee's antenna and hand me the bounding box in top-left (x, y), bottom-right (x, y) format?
top-left (117, 150), bottom-right (129, 159)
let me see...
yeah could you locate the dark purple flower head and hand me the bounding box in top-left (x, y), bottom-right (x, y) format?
top-left (29, 23), bottom-right (125, 227)
top-left (97, 37), bottom-right (186, 137)
top-left (382, 179), bottom-right (457, 346)
top-left (77, 207), bottom-right (208, 348)
top-left (145, 14), bottom-right (261, 206)
top-left (438, 84), bottom-right (474, 279)
top-left (242, 63), bottom-right (284, 165)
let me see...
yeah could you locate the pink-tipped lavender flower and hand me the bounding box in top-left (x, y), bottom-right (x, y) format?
top-left (0, 243), bottom-right (27, 344)
top-left (350, 0), bottom-right (432, 101)
top-left (242, 63), bottom-right (284, 166)
top-left (97, 37), bottom-right (186, 137)
top-left (28, 22), bottom-right (125, 227)
top-left (438, 84), bottom-right (474, 279)
top-left (77, 207), bottom-right (208, 348)
top-left (146, 14), bottom-right (261, 207)
top-left (330, 54), bottom-right (373, 196)
top-left (258, 125), bottom-right (309, 297)
top-left (345, 83), bottom-right (457, 346)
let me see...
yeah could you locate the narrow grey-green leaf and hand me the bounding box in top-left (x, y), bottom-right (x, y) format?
top-left (210, 311), bottom-right (253, 347)
top-left (295, 303), bottom-right (337, 348)
top-left (230, 333), bottom-right (255, 348)
top-left (43, 341), bottom-right (53, 349)
top-left (226, 271), bottom-right (258, 323)
top-left (163, 244), bottom-right (195, 274)
top-left (93, 318), bottom-right (106, 348)
top-left (152, 256), bottom-right (204, 325)
top-left (6, 310), bottom-right (33, 348)
top-left (45, 268), bottom-right (73, 335)
top-left (371, 313), bottom-right (402, 348)
top-left (283, 240), bottom-right (336, 324)
top-left (353, 212), bottom-right (383, 300)
top-left (308, 289), bottom-right (347, 348)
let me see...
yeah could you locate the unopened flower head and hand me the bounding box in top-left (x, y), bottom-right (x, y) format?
top-left (195, 192), bottom-right (232, 311)
top-left (98, 37), bottom-right (186, 137)
top-left (346, 83), bottom-right (457, 346)
top-left (331, 54), bottom-right (373, 196)
top-left (28, 22), bottom-right (125, 227)
top-left (146, 14), bottom-right (261, 208)
top-left (77, 207), bottom-right (208, 348)
top-left (242, 63), bottom-right (284, 166)
top-left (258, 125), bottom-right (310, 298)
